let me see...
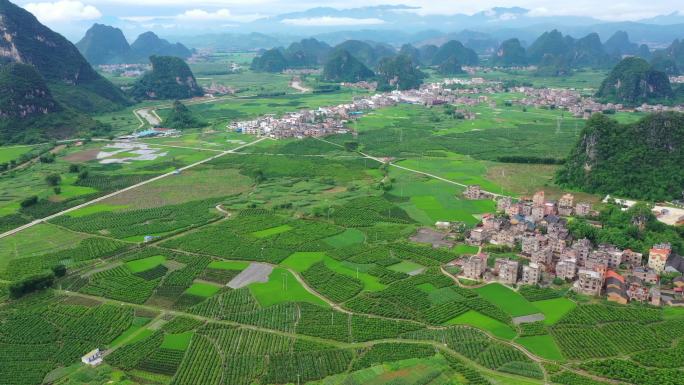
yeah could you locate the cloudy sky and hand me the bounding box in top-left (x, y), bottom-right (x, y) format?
top-left (13, 0), bottom-right (684, 39)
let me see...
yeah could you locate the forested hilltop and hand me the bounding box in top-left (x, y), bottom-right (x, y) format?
top-left (131, 56), bottom-right (203, 100)
top-left (0, 0), bottom-right (129, 112)
top-left (556, 112), bottom-right (684, 201)
top-left (596, 57), bottom-right (675, 105)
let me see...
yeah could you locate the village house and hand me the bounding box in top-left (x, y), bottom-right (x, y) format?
top-left (605, 271), bottom-right (628, 304)
top-left (632, 267), bottom-right (659, 285)
top-left (575, 202), bottom-right (592, 217)
top-left (648, 243), bottom-right (672, 273)
top-left (531, 247), bottom-right (553, 267)
top-left (621, 249), bottom-right (643, 268)
top-left (572, 239), bottom-right (593, 265)
top-left (558, 193), bottom-right (574, 210)
top-left (522, 233), bottom-right (546, 255)
top-left (495, 258), bottom-right (519, 284)
top-left (466, 228), bottom-right (487, 245)
top-left (556, 258), bottom-right (577, 280)
top-left (463, 254), bottom-right (488, 280)
top-left (497, 196), bottom-right (513, 212)
top-left (531, 206), bottom-right (545, 222)
top-left (521, 263), bottom-right (541, 285)
top-left (435, 221), bottom-right (451, 230)
top-left (464, 185), bottom-right (493, 200)
top-left (651, 287), bottom-right (662, 306)
top-left (577, 268), bottom-right (603, 296)
top-left (81, 348), bottom-right (103, 366)
top-left (626, 276), bottom-right (651, 302)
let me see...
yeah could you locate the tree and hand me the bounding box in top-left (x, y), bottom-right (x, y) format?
top-left (344, 141), bottom-right (359, 151)
top-left (20, 195), bottom-right (38, 208)
top-left (45, 173), bottom-right (61, 186)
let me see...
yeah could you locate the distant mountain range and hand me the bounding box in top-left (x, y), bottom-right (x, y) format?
top-left (76, 24), bottom-right (192, 65)
top-left (151, 5), bottom-right (684, 51)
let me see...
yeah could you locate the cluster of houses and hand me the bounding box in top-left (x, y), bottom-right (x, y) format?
top-left (97, 63), bottom-right (150, 78)
top-left (512, 87), bottom-right (684, 118)
top-left (230, 82), bottom-right (497, 139)
top-left (204, 81), bottom-right (236, 96)
top-left (452, 188), bottom-right (684, 307)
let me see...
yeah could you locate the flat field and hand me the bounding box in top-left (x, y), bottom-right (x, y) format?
top-left (445, 310), bottom-right (517, 340)
top-left (516, 335), bottom-right (565, 361)
top-left (531, 297), bottom-right (577, 325)
top-left (248, 267), bottom-right (328, 307)
top-left (475, 283), bottom-right (540, 317)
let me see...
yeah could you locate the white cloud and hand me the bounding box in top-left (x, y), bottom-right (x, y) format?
top-left (24, 1), bottom-right (101, 22)
top-left (177, 8), bottom-right (232, 20)
top-left (281, 16), bottom-right (385, 26)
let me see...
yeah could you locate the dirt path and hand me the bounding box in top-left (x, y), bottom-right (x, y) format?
top-left (290, 77), bottom-right (311, 93)
top-left (313, 137), bottom-right (510, 200)
top-left (135, 108), bottom-right (161, 126)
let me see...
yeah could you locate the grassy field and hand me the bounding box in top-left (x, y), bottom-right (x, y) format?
top-left (475, 283), bottom-right (540, 317)
top-left (185, 282), bottom-right (221, 297)
top-left (103, 167), bottom-right (253, 210)
top-left (445, 310), bottom-right (517, 340)
top-left (248, 267), bottom-right (328, 307)
top-left (532, 297), bottom-right (577, 325)
top-left (0, 145), bottom-right (33, 163)
top-left (323, 228), bottom-right (366, 248)
top-left (516, 335), bottom-right (565, 361)
top-left (161, 332), bottom-right (194, 350)
top-left (387, 260), bottom-right (424, 274)
top-left (388, 168), bottom-right (495, 226)
top-left (281, 251), bottom-right (387, 291)
top-left (0, 224), bottom-right (89, 276)
top-left (252, 224), bottom-right (294, 238)
top-left (125, 255), bottom-right (166, 273)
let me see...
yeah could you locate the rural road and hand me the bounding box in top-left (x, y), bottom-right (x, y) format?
top-left (0, 137), bottom-right (268, 240)
top-left (313, 137), bottom-right (510, 200)
top-left (135, 108), bottom-right (162, 126)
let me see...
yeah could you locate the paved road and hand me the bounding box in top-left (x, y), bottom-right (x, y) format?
top-left (0, 137), bottom-right (267, 239)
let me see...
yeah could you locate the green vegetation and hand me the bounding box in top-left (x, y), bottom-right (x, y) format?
top-left (184, 282), bottom-right (220, 298)
top-left (125, 255), bottom-right (166, 273)
top-left (516, 335), bottom-right (565, 361)
top-left (596, 57), bottom-right (674, 105)
top-left (131, 56), bottom-right (203, 100)
top-left (475, 283), bottom-right (540, 317)
top-left (0, 39), bottom-right (679, 385)
top-left (557, 112), bottom-right (684, 200)
top-left (376, 54), bottom-right (426, 91)
top-left (163, 100), bottom-right (205, 129)
top-left (532, 297), bottom-right (576, 325)
top-left (249, 267), bottom-right (328, 307)
top-left (323, 50), bottom-right (375, 82)
top-left (445, 310), bottom-right (517, 340)
top-left (568, 203), bottom-right (683, 255)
